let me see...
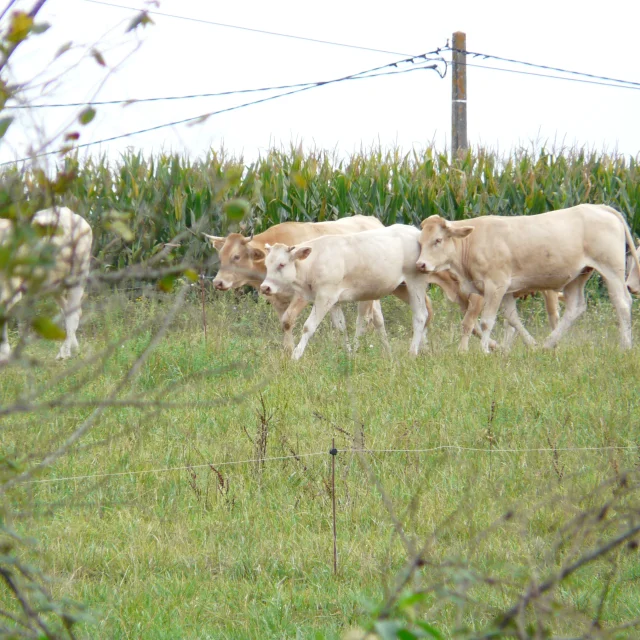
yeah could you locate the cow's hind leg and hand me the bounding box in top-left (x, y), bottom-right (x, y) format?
top-left (353, 300), bottom-right (376, 352)
top-left (56, 285), bottom-right (84, 360)
top-left (368, 300), bottom-right (391, 355)
top-left (329, 306), bottom-right (351, 353)
top-left (542, 290), bottom-right (560, 331)
top-left (292, 295), bottom-right (338, 361)
top-left (501, 294), bottom-right (536, 349)
top-left (601, 269), bottom-right (633, 349)
top-left (543, 272), bottom-right (591, 349)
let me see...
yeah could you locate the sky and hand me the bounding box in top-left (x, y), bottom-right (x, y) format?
top-left (2, 0), bottom-right (640, 168)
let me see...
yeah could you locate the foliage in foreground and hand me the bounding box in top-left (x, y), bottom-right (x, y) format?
top-left (2, 290), bottom-right (640, 639)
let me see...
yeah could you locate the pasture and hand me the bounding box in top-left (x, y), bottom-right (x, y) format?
top-left (3, 285), bottom-right (640, 638)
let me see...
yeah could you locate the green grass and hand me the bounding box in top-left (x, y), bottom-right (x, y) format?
top-left (3, 288), bottom-right (640, 639)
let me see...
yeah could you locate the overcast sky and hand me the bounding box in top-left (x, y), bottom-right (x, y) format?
top-left (2, 0), bottom-right (640, 167)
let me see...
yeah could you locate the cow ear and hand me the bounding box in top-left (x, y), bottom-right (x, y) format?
top-left (203, 233), bottom-right (226, 251)
top-left (250, 246), bottom-right (266, 261)
top-left (447, 225), bottom-right (474, 239)
top-left (420, 215), bottom-right (441, 229)
top-left (292, 246), bottom-right (312, 261)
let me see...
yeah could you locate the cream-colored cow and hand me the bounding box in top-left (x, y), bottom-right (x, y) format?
top-left (427, 269), bottom-right (561, 351)
top-left (0, 207), bottom-right (92, 361)
top-left (416, 204), bottom-right (639, 352)
top-left (204, 216), bottom-right (388, 352)
top-left (260, 224), bottom-right (431, 360)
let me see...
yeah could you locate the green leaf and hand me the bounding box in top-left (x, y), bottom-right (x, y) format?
top-left (374, 621), bottom-right (402, 640)
top-left (126, 11), bottom-right (154, 32)
top-left (396, 592), bottom-right (428, 609)
top-left (107, 220), bottom-right (134, 242)
top-left (32, 316), bottom-right (66, 341)
top-left (78, 107), bottom-right (96, 125)
top-left (397, 630), bottom-right (419, 640)
top-left (158, 274), bottom-right (177, 292)
top-left (414, 622), bottom-right (443, 639)
top-left (223, 198), bottom-right (250, 221)
top-left (55, 42), bottom-right (73, 59)
top-left (7, 12), bottom-right (33, 43)
top-left (183, 268), bottom-right (198, 282)
top-left (0, 117), bottom-right (13, 140)
top-left (31, 22), bottom-right (50, 34)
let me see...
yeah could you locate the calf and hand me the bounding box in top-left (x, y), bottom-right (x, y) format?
top-left (204, 215), bottom-right (385, 352)
top-left (260, 224), bottom-right (430, 360)
top-left (1, 207), bottom-right (92, 361)
top-left (416, 204), bottom-right (639, 351)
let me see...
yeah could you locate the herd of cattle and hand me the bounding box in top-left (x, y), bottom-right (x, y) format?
top-left (1, 203), bottom-right (639, 363)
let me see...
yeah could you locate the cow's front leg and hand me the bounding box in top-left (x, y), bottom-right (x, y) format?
top-left (478, 281), bottom-right (505, 354)
top-left (273, 295), bottom-right (307, 353)
top-left (405, 279), bottom-right (429, 356)
top-left (329, 306), bottom-right (351, 353)
top-left (459, 292), bottom-right (483, 352)
top-left (292, 295), bottom-right (337, 361)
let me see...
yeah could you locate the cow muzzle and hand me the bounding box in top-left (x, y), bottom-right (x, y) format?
top-left (260, 282), bottom-right (275, 296)
top-left (416, 260), bottom-right (433, 273)
top-left (213, 279), bottom-right (231, 291)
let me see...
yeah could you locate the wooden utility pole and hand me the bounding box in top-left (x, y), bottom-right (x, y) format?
top-left (451, 31), bottom-right (468, 158)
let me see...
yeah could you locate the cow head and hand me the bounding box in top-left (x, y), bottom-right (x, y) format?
top-left (416, 215), bottom-right (473, 273)
top-left (626, 244), bottom-right (640, 295)
top-left (260, 243), bottom-right (312, 297)
top-left (203, 232), bottom-right (266, 290)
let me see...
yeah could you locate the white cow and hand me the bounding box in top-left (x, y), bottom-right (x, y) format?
top-left (416, 204), bottom-right (640, 352)
top-left (0, 207), bottom-right (92, 361)
top-left (260, 224), bottom-right (430, 360)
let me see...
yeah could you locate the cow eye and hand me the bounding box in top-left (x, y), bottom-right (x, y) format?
top-left (434, 238), bottom-right (442, 246)
top-left (278, 263), bottom-right (285, 269)
top-left (233, 255), bottom-right (240, 261)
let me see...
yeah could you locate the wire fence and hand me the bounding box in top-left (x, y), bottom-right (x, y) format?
top-left (20, 444), bottom-right (640, 486)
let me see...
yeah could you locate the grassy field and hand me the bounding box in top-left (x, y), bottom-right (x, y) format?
top-left (3, 286), bottom-right (640, 639)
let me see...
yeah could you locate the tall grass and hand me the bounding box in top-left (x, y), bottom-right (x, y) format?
top-left (3, 146), bottom-right (640, 268)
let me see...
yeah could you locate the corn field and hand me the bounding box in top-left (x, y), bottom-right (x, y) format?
top-left (3, 146), bottom-right (640, 269)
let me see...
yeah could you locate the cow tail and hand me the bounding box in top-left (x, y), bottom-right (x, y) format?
top-left (602, 205), bottom-right (640, 278)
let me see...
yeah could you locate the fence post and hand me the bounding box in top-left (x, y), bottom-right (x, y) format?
top-left (451, 30), bottom-right (468, 158)
top-left (330, 438), bottom-right (338, 574)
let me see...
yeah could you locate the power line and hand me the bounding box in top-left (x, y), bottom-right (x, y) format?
top-left (459, 60), bottom-right (640, 91)
top-left (446, 45), bottom-right (640, 89)
top-left (5, 60), bottom-right (444, 109)
top-left (84, 0), bottom-right (415, 58)
top-left (1, 51), bottom-right (445, 166)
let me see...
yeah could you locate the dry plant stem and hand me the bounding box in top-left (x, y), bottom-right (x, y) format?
top-left (484, 522), bottom-right (640, 636)
top-left (1, 285), bottom-right (188, 493)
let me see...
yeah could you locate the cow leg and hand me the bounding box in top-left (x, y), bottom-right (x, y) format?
top-left (502, 294), bottom-right (536, 349)
top-left (276, 295), bottom-right (308, 354)
top-left (543, 273), bottom-right (591, 349)
top-left (478, 282), bottom-right (506, 353)
top-left (542, 290), bottom-right (560, 331)
top-left (0, 319), bottom-right (10, 362)
top-left (292, 295), bottom-right (337, 361)
top-left (601, 270), bottom-right (633, 350)
top-left (366, 300), bottom-right (391, 355)
top-left (459, 293), bottom-right (483, 352)
top-left (329, 306), bottom-right (351, 353)
top-left (56, 285), bottom-right (84, 360)
top-left (405, 280), bottom-right (429, 356)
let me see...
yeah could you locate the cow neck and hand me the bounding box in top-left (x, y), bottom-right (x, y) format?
top-left (452, 234), bottom-right (473, 283)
